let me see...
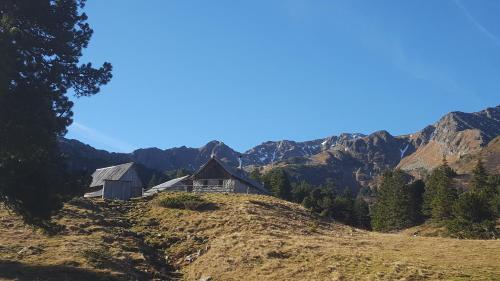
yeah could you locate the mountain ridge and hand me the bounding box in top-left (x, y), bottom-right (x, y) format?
top-left (60, 105), bottom-right (500, 188)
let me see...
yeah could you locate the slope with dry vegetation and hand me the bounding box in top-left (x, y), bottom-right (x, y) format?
top-left (1, 193), bottom-right (499, 281)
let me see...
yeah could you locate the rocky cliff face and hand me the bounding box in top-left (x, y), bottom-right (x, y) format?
top-left (60, 105), bottom-right (500, 189)
top-left (398, 105), bottom-right (500, 174)
top-left (242, 133), bottom-right (365, 166)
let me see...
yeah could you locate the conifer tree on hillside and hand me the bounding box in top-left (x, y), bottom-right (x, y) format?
top-left (489, 175), bottom-right (500, 216)
top-left (371, 170), bottom-right (414, 232)
top-left (291, 181), bottom-right (313, 204)
top-left (445, 162), bottom-right (499, 239)
top-left (263, 169), bottom-right (292, 201)
top-left (408, 180), bottom-right (425, 223)
top-left (469, 160), bottom-right (497, 199)
top-left (469, 160), bottom-right (489, 193)
top-left (298, 182), bottom-right (371, 228)
top-left (249, 168), bottom-right (263, 183)
top-left (423, 159), bottom-right (457, 221)
top-left (302, 186), bottom-right (335, 214)
top-left (353, 197), bottom-right (371, 229)
top-left (330, 188), bottom-right (355, 224)
top-left (0, 0), bottom-right (112, 225)
top-left (448, 191), bottom-right (496, 239)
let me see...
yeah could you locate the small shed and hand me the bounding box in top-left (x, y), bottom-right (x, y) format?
top-left (191, 157), bottom-right (268, 194)
top-left (143, 175), bottom-right (192, 197)
top-left (84, 162), bottom-right (143, 200)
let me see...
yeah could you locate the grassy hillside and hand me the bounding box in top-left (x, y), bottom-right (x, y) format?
top-left (1, 193), bottom-right (500, 281)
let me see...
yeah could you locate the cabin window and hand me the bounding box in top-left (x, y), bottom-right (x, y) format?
top-left (218, 179), bottom-right (224, 186)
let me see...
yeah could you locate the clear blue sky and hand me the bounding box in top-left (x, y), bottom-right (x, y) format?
top-left (67, 0), bottom-right (500, 153)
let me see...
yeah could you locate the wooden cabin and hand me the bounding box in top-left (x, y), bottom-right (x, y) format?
top-left (84, 162), bottom-right (143, 200)
top-left (191, 157), bottom-right (268, 194)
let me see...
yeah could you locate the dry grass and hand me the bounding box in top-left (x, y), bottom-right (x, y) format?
top-left (0, 199), bottom-right (178, 281)
top-left (1, 193), bottom-right (499, 281)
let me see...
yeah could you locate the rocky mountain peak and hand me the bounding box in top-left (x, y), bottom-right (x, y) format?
top-left (60, 105), bottom-right (499, 190)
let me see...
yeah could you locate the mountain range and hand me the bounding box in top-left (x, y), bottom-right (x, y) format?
top-left (60, 105), bottom-right (500, 189)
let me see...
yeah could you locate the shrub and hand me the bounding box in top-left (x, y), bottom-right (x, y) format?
top-left (157, 194), bottom-right (213, 211)
top-left (447, 218), bottom-right (496, 239)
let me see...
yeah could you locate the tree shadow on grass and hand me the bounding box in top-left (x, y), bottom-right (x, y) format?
top-left (0, 260), bottom-right (122, 281)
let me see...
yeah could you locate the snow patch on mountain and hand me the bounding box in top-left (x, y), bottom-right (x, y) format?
top-left (399, 143), bottom-right (409, 159)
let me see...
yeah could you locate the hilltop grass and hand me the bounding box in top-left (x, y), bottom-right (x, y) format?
top-left (1, 193), bottom-right (499, 280)
top-left (137, 193), bottom-right (500, 281)
top-left (157, 194), bottom-right (215, 211)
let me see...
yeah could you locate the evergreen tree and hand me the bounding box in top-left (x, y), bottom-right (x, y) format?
top-left (263, 169), bottom-right (292, 201)
top-left (371, 170), bottom-right (413, 232)
top-left (302, 187), bottom-right (334, 213)
top-left (0, 0), bottom-right (112, 225)
top-left (299, 182), bottom-right (370, 228)
top-left (469, 160), bottom-right (489, 193)
top-left (292, 181), bottom-right (313, 204)
top-left (408, 180), bottom-right (425, 223)
top-left (447, 191), bottom-right (496, 239)
top-left (489, 175), bottom-right (500, 216)
top-left (446, 164), bottom-right (498, 239)
top-left (249, 168), bottom-right (263, 183)
top-left (423, 162), bottom-right (457, 221)
top-left (353, 197), bottom-right (371, 229)
top-left (330, 188), bottom-right (355, 224)
top-left (469, 160), bottom-right (497, 200)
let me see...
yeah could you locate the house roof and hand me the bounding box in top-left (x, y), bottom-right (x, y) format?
top-left (90, 162), bottom-right (135, 187)
top-left (143, 175), bottom-right (191, 197)
top-left (193, 157), bottom-right (269, 194)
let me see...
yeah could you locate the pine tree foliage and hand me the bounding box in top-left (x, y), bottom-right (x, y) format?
top-left (263, 169), bottom-right (292, 201)
top-left (448, 192), bottom-right (496, 239)
top-left (0, 0), bottom-right (112, 225)
top-left (447, 162), bottom-right (498, 239)
top-left (291, 181), bottom-right (313, 204)
top-left (353, 197), bottom-right (371, 229)
top-left (249, 168), bottom-right (263, 183)
top-left (408, 179), bottom-right (425, 223)
top-left (371, 170), bottom-right (415, 232)
top-left (469, 160), bottom-right (489, 193)
top-left (423, 162), bottom-right (457, 221)
top-left (489, 175), bottom-right (500, 216)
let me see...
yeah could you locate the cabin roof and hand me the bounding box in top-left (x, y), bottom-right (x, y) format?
top-left (143, 175), bottom-right (191, 196)
top-left (90, 162), bottom-right (135, 187)
top-left (193, 158), bottom-right (269, 194)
